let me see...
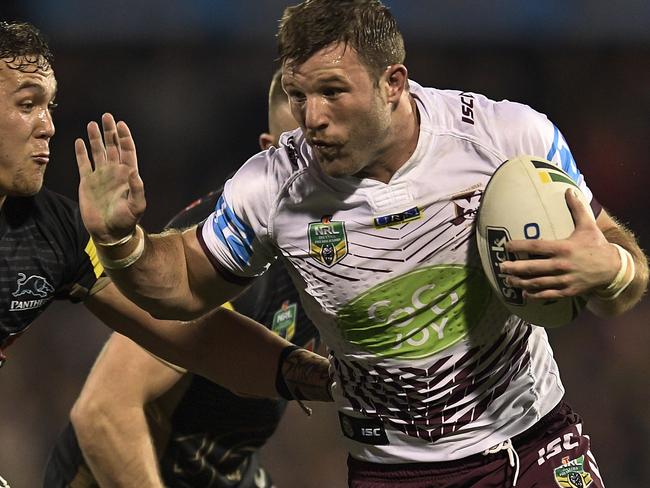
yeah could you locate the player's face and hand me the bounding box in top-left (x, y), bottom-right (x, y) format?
top-left (282, 43), bottom-right (393, 179)
top-left (0, 57), bottom-right (56, 199)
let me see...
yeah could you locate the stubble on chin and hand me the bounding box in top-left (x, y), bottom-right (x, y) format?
top-left (12, 166), bottom-right (45, 196)
top-left (314, 150), bottom-right (357, 179)
top-left (317, 158), bottom-right (347, 178)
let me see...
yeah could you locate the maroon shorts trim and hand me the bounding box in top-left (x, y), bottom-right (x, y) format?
top-left (348, 401), bottom-right (605, 488)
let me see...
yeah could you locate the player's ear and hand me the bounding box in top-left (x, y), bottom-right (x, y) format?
top-left (383, 64), bottom-right (408, 105)
top-left (259, 132), bottom-right (274, 151)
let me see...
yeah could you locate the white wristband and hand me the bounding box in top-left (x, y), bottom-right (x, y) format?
top-left (100, 225), bottom-right (146, 270)
top-left (595, 244), bottom-right (635, 301)
top-left (94, 228), bottom-right (136, 247)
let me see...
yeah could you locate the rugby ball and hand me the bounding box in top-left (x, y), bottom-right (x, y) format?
top-left (476, 155), bottom-right (592, 328)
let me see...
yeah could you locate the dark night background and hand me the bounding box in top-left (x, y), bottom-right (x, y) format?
top-left (0, 1), bottom-right (648, 486)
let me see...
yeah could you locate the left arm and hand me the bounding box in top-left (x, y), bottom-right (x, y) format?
top-left (502, 189), bottom-right (648, 317)
top-left (85, 283), bottom-right (332, 400)
top-left (71, 333), bottom-right (179, 487)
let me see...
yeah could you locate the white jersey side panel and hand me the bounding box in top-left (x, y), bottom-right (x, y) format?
top-left (201, 82), bottom-right (595, 463)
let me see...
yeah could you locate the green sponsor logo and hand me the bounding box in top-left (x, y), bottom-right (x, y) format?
top-left (337, 265), bottom-right (491, 359)
top-left (553, 455), bottom-right (593, 487)
top-left (272, 301), bottom-right (297, 341)
top-left (308, 216), bottom-right (348, 267)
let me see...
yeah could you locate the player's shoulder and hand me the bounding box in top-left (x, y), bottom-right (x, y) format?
top-left (227, 128), bottom-right (311, 203)
top-left (244, 128), bottom-right (307, 176)
top-left (3, 187), bottom-right (84, 250)
top-left (416, 82), bottom-right (554, 160)
top-left (33, 186), bottom-right (74, 208)
top-left (31, 187), bottom-right (80, 227)
top-left (418, 83), bottom-right (546, 133)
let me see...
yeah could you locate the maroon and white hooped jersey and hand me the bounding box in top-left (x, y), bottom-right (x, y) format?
top-left (199, 81), bottom-right (597, 463)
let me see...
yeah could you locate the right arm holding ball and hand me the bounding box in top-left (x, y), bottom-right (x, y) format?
top-left (501, 188), bottom-right (648, 317)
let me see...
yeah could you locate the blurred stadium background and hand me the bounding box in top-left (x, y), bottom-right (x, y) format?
top-left (0, 1), bottom-right (648, 486)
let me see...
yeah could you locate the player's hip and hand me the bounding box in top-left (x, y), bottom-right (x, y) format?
top-left (347, 401), bottom-right (605, 488)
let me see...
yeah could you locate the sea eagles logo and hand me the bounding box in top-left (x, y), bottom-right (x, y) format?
top-left (308, 216), bottom-right (348, 267)
top-left (553, 455), bottom-right (593, 488)
top-left (450, 188), bottom-right (483, 226)
top-left (10, 273), bottom-right (55, 311)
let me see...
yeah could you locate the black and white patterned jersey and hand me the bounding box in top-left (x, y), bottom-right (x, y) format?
top-left (198, 81), bottom-right (601, 463)
top-left (45, 190), bottom-right (320, 488)
top-left (0, 187), bottom-right (104, 360)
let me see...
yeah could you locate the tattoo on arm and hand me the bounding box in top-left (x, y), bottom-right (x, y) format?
top-left (275, 345), bottom-right (333, 414)
top-left (281, 348), bottom-right (333, 402)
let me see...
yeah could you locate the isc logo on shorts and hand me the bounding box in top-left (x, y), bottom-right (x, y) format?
top-left (537, 432), bottom-right (579, 466)
top-left (338, 412), bottom-right (389, 445)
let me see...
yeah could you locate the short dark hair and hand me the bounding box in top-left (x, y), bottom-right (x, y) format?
top-left (278, 0), bottom-right (405, 79)
top-left (0, 21), bottom-right (53, 71)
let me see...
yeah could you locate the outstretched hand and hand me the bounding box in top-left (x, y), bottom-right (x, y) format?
top-left (499, 189), bottom-right (619, 300)
top-left (77, 113), bottom-right (146, 244)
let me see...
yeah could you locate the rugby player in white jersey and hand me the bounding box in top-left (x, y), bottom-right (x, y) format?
top-left (76, 1), bottom-right (648, 486)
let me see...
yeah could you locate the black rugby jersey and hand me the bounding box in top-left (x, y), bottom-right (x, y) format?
top-left (0, 188), bottom-right (104, 360)
top-left (45, 190), bottom-right (320, 488)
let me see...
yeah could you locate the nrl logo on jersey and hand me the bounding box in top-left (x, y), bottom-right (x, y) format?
top-left (308, 215), bottom-right (348, 267)
top-left (272, 300), bottom-right (297, 341)
top-left (10, 273), bottom-right (55, 311)
top-left (553, 455), bottom-right (593, 488)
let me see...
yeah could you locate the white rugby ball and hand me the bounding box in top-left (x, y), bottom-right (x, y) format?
top-left (476, 155), bottom-right (592, 328)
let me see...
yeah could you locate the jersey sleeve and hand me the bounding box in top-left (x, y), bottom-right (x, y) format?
top-left (490, 100), bottom-right (601, 215)
top-left (67, 211), bottom-right (108, 301)
top-left (40, 190), bottom-right (107, 302)
top-left (198, 150), bottom-right (279, 281)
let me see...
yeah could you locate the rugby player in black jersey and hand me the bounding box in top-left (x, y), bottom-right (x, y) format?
top-left (44, 71), bottom-right (321, 488)
top-left (0, 22), bottom-right (331, 487)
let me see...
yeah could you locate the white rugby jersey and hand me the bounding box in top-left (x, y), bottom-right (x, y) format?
top-left (199, 81), bottom-right (595, 463)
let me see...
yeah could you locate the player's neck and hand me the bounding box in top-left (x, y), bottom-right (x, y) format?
top-left (362, 93), bottom-right (420, 184)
